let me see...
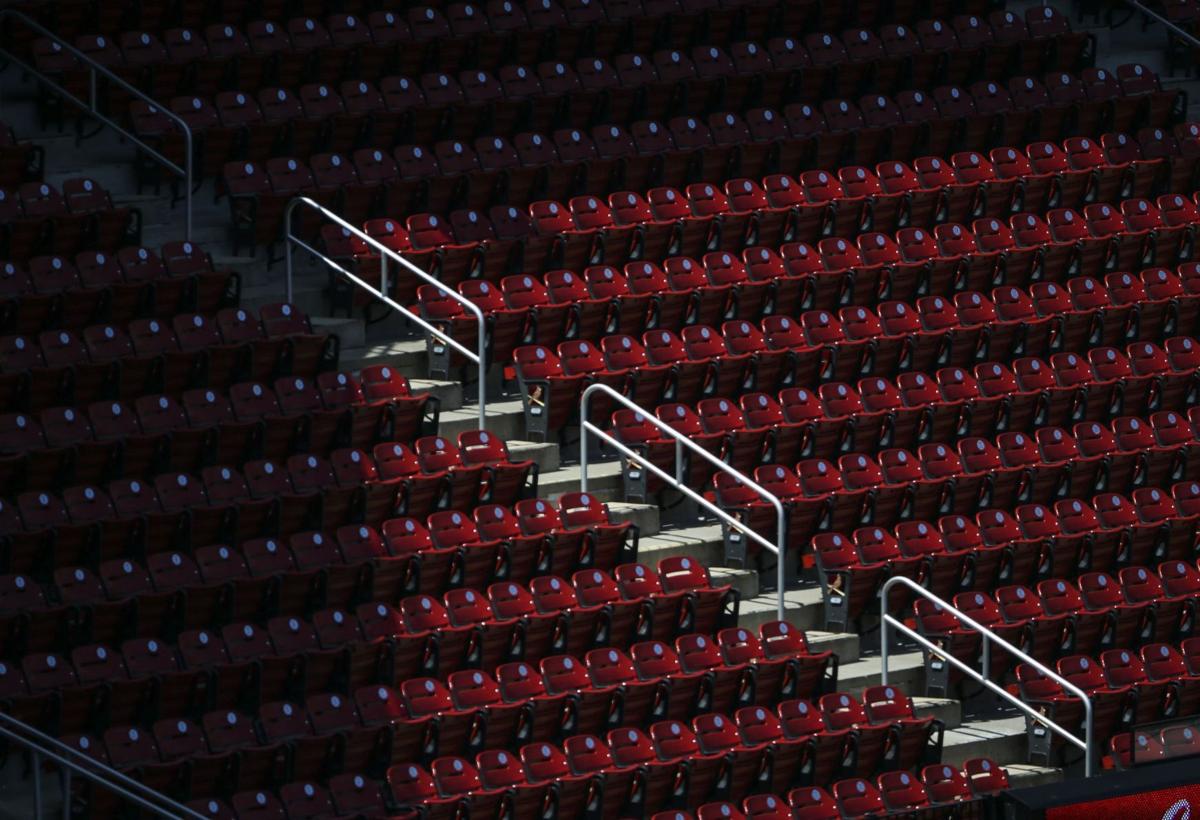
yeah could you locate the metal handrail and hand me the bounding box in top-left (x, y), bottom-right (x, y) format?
top-left (0, 9), bottom-right (193, 240)
top-left (579, 383), bottom-right (787, 620)
top-left (879, 575), bottom-right (1095, 777)
top-left (1121, 0), bottom-right (1200, 49)
top-left (282, 196), bottom-right (487, 430)
top-left (0, 711), bottom-right (206, 819)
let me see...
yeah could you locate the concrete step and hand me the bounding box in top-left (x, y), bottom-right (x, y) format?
top-left (241, 277), bottom-right (327, 317)
top-left (939, 715), bottom-right (1030, 768)
top-left (737, 586), bottom-right (825, 632)
top-left (311, 315), bottom-right (366, 349)
top-left (1003, 764), bottom-right (1064, 789)
top-left (802, 629), bottom-right (861, 665)
top-left (438, 400), bottom-right (527, 441)
top-left (710, 566), bottom-right (762, 600)
top-left (339, 339), bottom-right (427, 376)
top-left (836, 650), bottom-right (926, 695)
top-left (413, 378), bottom-right (466, 411)
top-left (509, 441), bottom-right (561, 476)
top-left (531, 460), bottom-right (625, 503)
top-left (606, 502), bottom-right (661, 536)
top-left (913, 697), bottom-right (962, 730)
top-left (635, 523), bottom-right (726, 568)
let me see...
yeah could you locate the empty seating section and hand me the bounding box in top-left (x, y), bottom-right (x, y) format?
top-left (18, 0), bottom-right (1200, 813)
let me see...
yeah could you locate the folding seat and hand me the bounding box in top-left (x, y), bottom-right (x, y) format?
top-left (930, 84), bottom-right (992, 154)
top-left (652, 403), bottom-right (724, 489)
top-left (1143, 267), bottom-right (1200, 338)
top-left (669, 326), bottom-right (738, 400)
top-left (402, 594), bottom-right (476, 679)
top-left (1125, 558), bottom-right (1189, 641)
top-left (935, 221), bottom-right (998, 297)
top-left (1117, 64), bottom-right (1180, 133)
top-left (1003, 74), bottom-right (1056, 140)
top-left (567, 196), bottom-right (633, 268)
top-left (1077, 207), bottom-right (1138, 279)
top-left (1006, 577), bottom-right (1085, 661)
top-left (1014, 213), bottom-right (1069, 287)
top-left (813, 531), bottom-right (883, 632)
top-left (818, 237), bottom-right (884, 310)
top-left (582, 645), bottom-right (660, 730)
top-left (1058, 653), bottom-right (1134, 748)
top-left (553, 271), bottom-right (624, 348)
top-left (380, 516), bottom-right (453, 597)
top-left (794, 171), bottom-right (858, 246)
top-left (977, 216), bottom-right (1042, 290)
top-left (571, 567), bottom-right (647, 650)
top-left (1142, 126), bottom-right (1198, 196)
top-left (750, 179), bottom-right (813, 254)
top-left (701, 250), bottom-right (773, 322)
top-left (1080, 568), bottom-right (1152, 650)
top-left (537, 652), bottom-right (620, 738)
top-left (585, 266), bottom-right (652, 336)
top-left (732, 464), bottom-right (820, 555)
top-left (1122, 198), bottom-right (1184, 268)
top-left (884, 229), bottom-right (947, 306)
top-left (430, 510), bottom-right (503, 593)
top-left (512, 345), bottom-right (582, 440)
top-left (1145, 639), bottom-right (1200, 717)
top-left (856, 233), bottom-right (920, 305)
top-left (970, 80), bottom-right (1031, 150)
top-left (819, 381), bottom-right (883, 452)
top-left (1139, 484), bottom-right (1197, 562)
top-left (986, 148), bottom-right (1050, 219)
top-left (820, 691), bottom-right (893, 776)
top-left (869, 770), bottom-right (930, 815)
top-left (601, 725), bottom-right (678, 816)
top-left (430, 755), bottom-right (509, 818)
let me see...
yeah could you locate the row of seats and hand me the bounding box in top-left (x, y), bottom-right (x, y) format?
top-left (467, 254), bottom-right (1196, 372)
top-left (4, 614), bottom-right (822, 744)
top-left (39, 4), bottom-right (1050, 110)
top-left (308, 135), bottom-right (1199, 296)
top-left (108, 9), bottom-right (1091, 146)
top-left (20, 0), bottom-right (996, 42)
top-left (1109, 723), bottom-right (1200, 769)
top-left (617, 395), bottom-right (1200, 511)
top-left (0, 453), bottom-right (569, 582)
top-left (921, 571), bottom-right (1200, 675)
top-left (0, 609), bottom-right (782, 735)
top-left (0, 303), bottom-right (339, 420)
top-left (0, 374), bottom-right (440, 500)
top-left (708, 415), bottom-right (1200, 553)
top-left (0, 554), bottom-right (748, 665)
top-left (159, 753), bottom-right (1007, 820)
top-left (381, 684), bottom-right (942, 816)
top-left (0, 242), bottom-right (238, 335)
top-left (819, 484), bottom-right (1200, 630)
top-left (372, 195), bottom-right (1195, 312)
top-left (0, 178), bottom-right (140, 262)
top-left (1012, 639), bottom-right (1200, 764)
top-left (220, 80), bottom-right (1187, 251)
top-left (512, 306), bottom-right (1200, 437)
top-left (169, 758), bottom-right (1008, 820)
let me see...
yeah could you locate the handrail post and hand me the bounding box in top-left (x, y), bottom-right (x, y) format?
top-left (33, 749), bottom-right (42, 818)
top-left (61, 766), bottom-right (71, 820)
top-left (878, 575), bottom-right (1095, 777)
top-left (282, 197), bottom-right (488, 431)
top-left (0, 9), bottom-right (194, 240)
top-left (580, 383), bottom-right (787, 621)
